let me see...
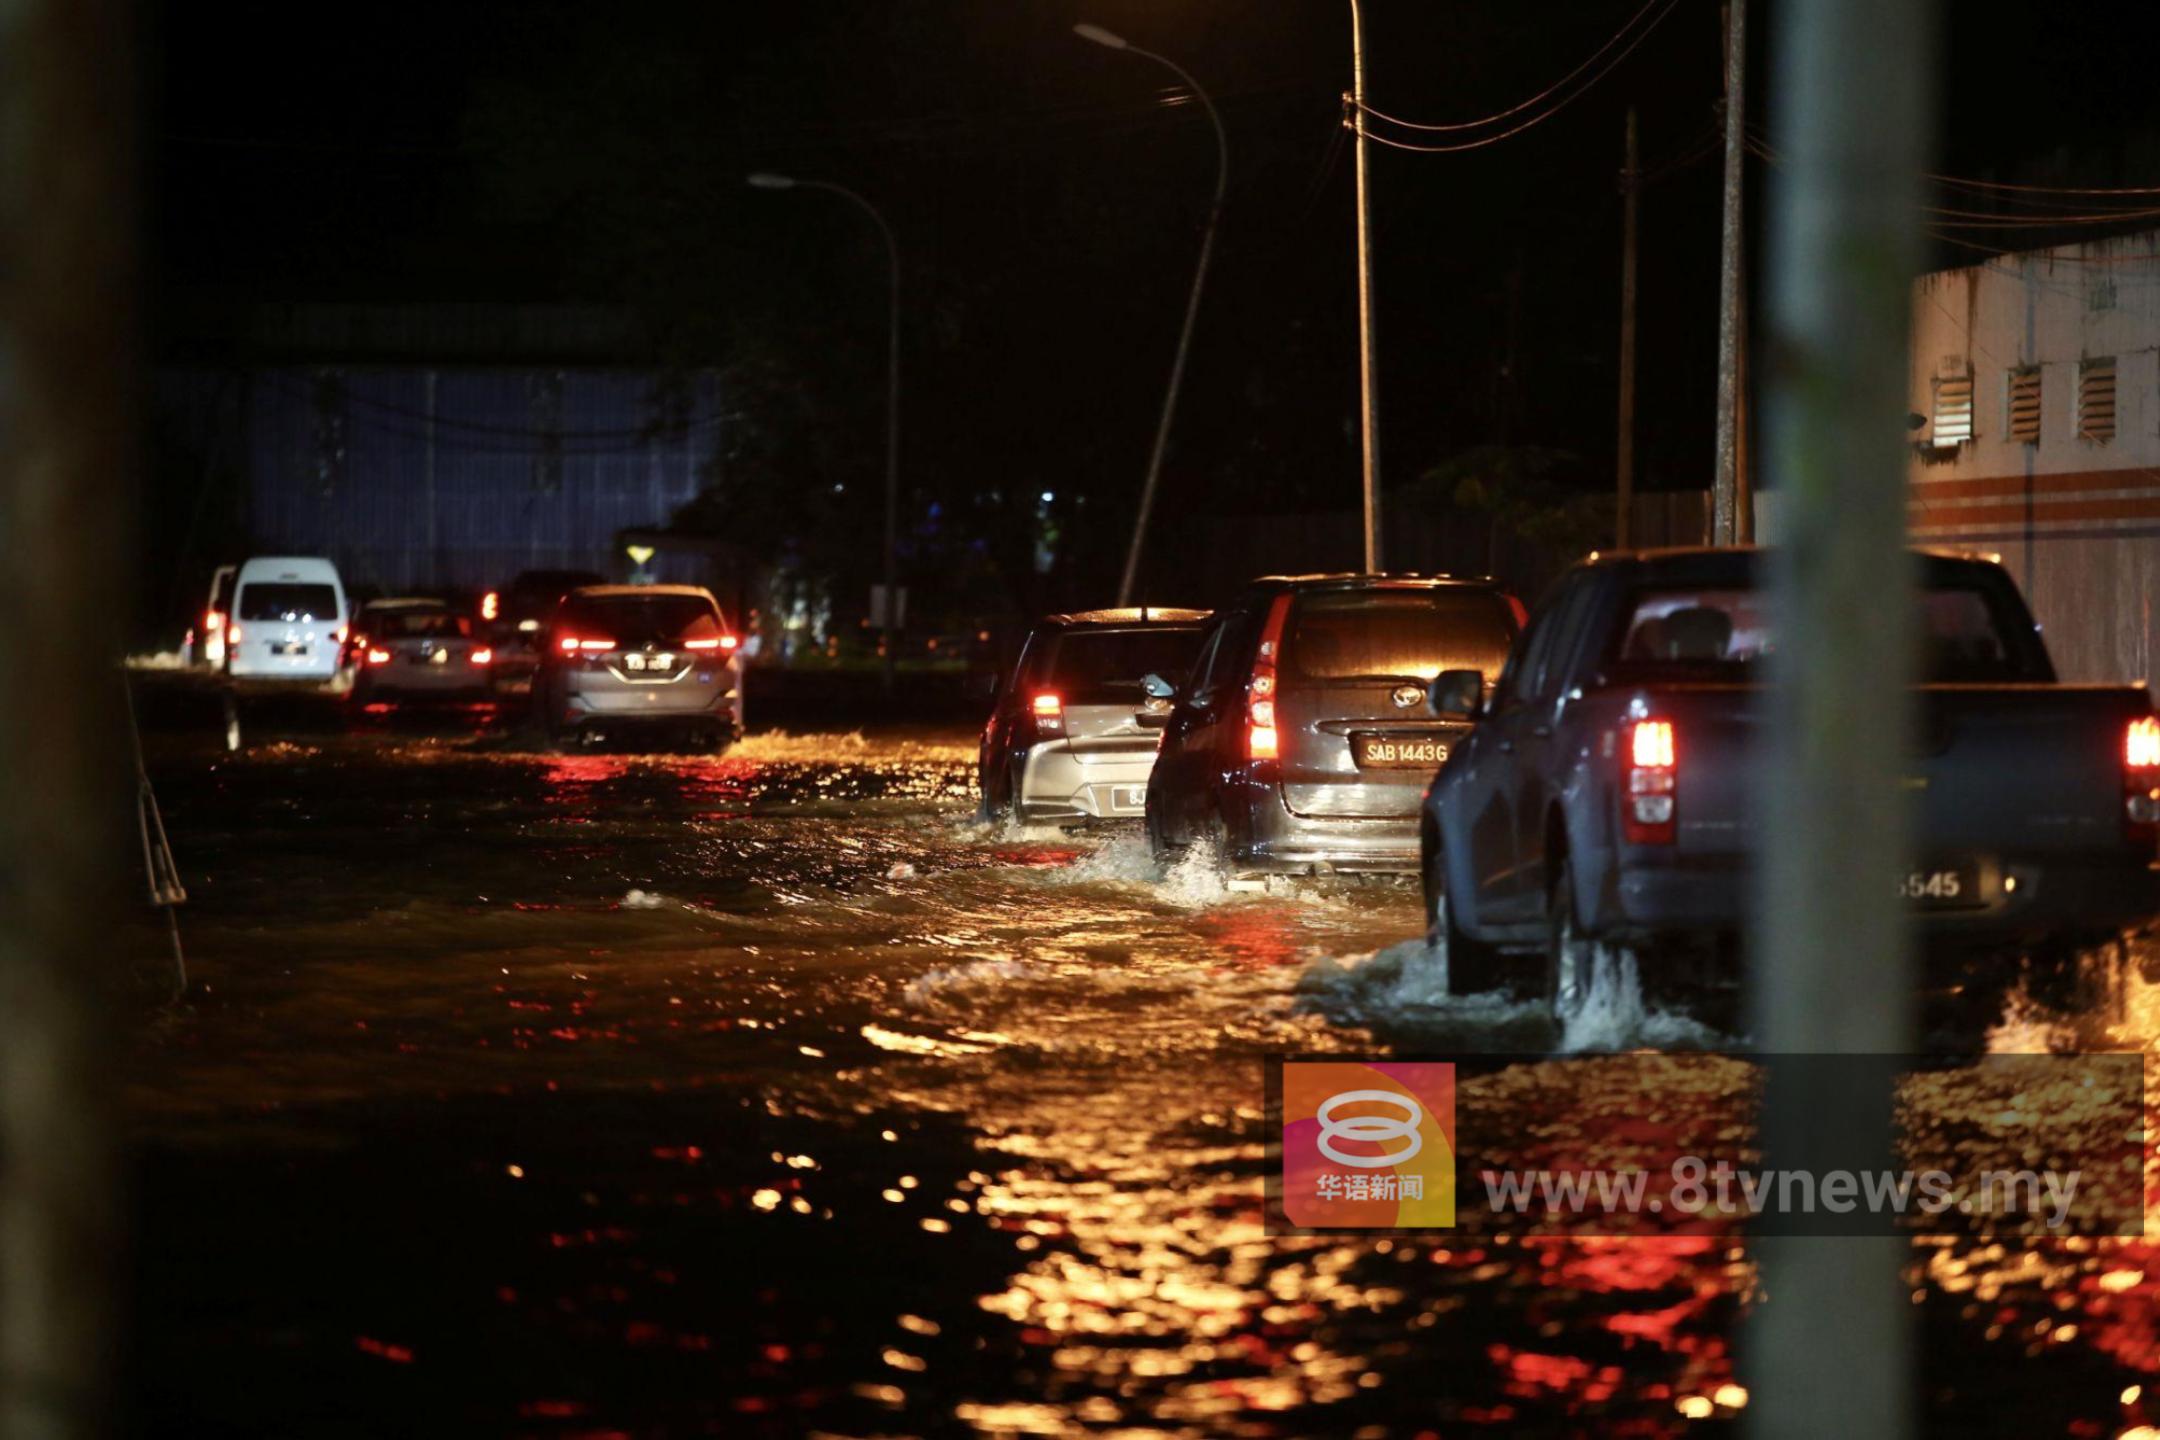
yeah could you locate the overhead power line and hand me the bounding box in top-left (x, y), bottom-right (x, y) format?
top-left (1352, 0), bottom-right (1671, 133)
top-left (1350, 0), bottom-right (1680, 154)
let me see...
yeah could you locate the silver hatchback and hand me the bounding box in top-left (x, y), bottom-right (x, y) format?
top-left (978, 608), bottom-right (1209, 824)
top-left (533, 585), bottom-right (742, 751)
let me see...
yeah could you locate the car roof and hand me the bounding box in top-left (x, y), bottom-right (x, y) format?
top-left (1247, 571), bottom-right (1505, 591)
top-left (236, 556), bottom-right (341, 583)
top-left (1579, 544), bottom-right (2005, 573)
top-left (566, 584), bottom-right (717, 600)
top-left (1035, 606), bottom-right (1211, 629)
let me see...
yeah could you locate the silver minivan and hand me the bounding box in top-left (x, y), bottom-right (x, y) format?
top-left (533, 585), bottom-right (741, 750)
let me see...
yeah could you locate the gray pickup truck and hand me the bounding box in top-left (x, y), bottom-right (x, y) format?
top-left (1419, 546), bottom-right (2160, 1018)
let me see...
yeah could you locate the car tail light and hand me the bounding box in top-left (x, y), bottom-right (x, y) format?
top-left (366, 647), bottom-right (392, 666)
top-left (469, 647), bottom-right (493, 666)
top-left (481, 590), bottom-right (500, 622)
top-left (1623, 718), bottom-right (1677, 844)
top-left (1031, 692), bottom-right (1064, 738)
top-left (204, 608), bottom-right (224, 635)
top-left (226, 623), bottom-right (244, 645)
top-left (332, 624), bottom-right (347, 645)
top-left (1247, 594), bottom-right (1293, 768)
top-left (2127, 716), bottom-right (2160, 844)
top-left (684, 635), bottom-right (738, 652)
top-left (559, 635), bottom-right (615, 654)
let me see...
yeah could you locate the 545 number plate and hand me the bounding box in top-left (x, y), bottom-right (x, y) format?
top-left (1899, 865), bottom-right (1982, 908)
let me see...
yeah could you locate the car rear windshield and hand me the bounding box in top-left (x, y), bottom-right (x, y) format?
top-left (1023, 627), bottom-right (1206, 704)
top-left (1281, 588), bottom-right (1516, 682)
top-left (368, 609), bottom-right (470, 639)
top-left (237, 583), bottom-right (339, 623)
top-left (1608, 580), bottom-right (2051, 683)
top-left (557, 594), bottom-right (724, 644)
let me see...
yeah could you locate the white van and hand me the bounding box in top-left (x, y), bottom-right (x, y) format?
top-left (225, 557), bottom-right (348, 684)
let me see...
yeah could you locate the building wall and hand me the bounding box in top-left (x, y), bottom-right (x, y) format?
top-left (159, 364), bottom-right (724, 594)
top-left (1906, 231), bottom-right (2160, 692)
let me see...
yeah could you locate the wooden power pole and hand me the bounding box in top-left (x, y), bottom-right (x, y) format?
top-left (1748, 0), bottom-right (1934, 1434)
top-left (1616, 107), bottom-right (1640, 549)
top-left (0, 0), bottom-right (135, 1433)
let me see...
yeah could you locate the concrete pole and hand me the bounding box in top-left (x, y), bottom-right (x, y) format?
top-left (1712, 0), bottom-right (1747, 546)
top-left (1616, 107), bottom-right (1640, 549)
top-left (0, 0), bottom-right (134, 1432)
top-left (1747, 0), bottom-right (1933, 1434)
top-left (1350, 0), bottom-right (1383, 571)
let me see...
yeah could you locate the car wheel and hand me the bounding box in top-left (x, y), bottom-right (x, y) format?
top-left (1424, 837), bottom-right (1500, 993)
top-left (1544, 858), bottom-right (1596, 1026)
top-left (1144, 789), bottom-right (1181, 862)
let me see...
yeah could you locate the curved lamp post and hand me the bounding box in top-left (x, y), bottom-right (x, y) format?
top-left (1074, 23), bottom-right (1227, 607)
top-left (747, 172), bottom-right (902, 691)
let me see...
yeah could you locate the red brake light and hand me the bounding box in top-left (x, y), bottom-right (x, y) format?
top-left (684, 636), bottom-right (726, 651)
top-left (719, 634), bottom-right (739, 651)
top-left (578, 638), bottom-right (614, 652)
top-left (205, 609), bottom-right (224, 633)
top-left (1248, 594), bottom-right (1293, 768)
top-left (481, 591), bottom-right (500, 622)
top-left (2127, 717), bottom-right (2160, 844)
top-left (1631, 719), bottom-right (1676, 770)
top-left (1623, 718), bottom-right (1677, 844)
top-left (2129, 717), bottom-right (2160, 770)
top-left (469, 647), bottom-right (493, 666)
top-left (366, 648), bottom-right (392, 666)
top-left (1031, 693), bottom-right (1064, 738)
top-left (226, 623), bottom-right (244, 645)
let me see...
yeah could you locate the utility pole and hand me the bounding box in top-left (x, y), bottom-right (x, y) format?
top-left (1712, 0), bottom-right (1748, 545)
top-left (1073, 25), bottom-right (1227, 610)
top-left (1748, 0), bottom-right (1933, 1437)
top-left (1350, 0), bottom-right (1383, 570)
top-left (0, 0), bottom-right (134, 1431)
top-left (1616, 106), bottom-right (1640, 549)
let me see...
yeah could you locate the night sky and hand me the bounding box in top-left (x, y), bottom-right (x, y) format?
top-left (146, 0), bottom-right (2160, 611)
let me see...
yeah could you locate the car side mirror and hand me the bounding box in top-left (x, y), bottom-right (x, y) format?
top-left (1141, 672), bottom-right (1177, 700)
top-left (1430, 669), bottom-right (1485, 718)
top-left (1135, 705), bottom-right (1171, 730)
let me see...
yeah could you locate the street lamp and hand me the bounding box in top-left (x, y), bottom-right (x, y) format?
top-left (746, 171), bottom-right (903, 692)
top-left (1074, 22), bottom-right (1226, 608)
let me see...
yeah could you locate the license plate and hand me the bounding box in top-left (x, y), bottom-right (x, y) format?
top-left (1110, 785), bottom-right (1147, 813)
top-left (1352, 734), bottom-right (1449, 769)
top-left (271, 642), bottom-right (308, 657)
top-left (1900, 865), bottom-right (1981, 908)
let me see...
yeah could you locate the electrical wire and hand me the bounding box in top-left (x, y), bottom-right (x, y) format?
top-left (1351, 0), bottom-right (1671, 132)
top-left (1351, 0), bottom-right (1680, 154)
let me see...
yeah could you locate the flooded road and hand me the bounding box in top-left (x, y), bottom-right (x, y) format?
top-left (122, 712), bottom-right (2160, 1436)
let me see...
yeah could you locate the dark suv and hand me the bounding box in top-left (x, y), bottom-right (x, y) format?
top-left (978, 608), bottom-right (1210, 824)
top-left (1146, 575), bottom-right (1520, 876)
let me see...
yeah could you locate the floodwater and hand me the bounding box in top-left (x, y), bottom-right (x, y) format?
top-left (120, 708), bottom-right (2160, 1436)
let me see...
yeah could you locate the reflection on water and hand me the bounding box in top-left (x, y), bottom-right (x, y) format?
top-left (122, 723), bottom-right (2160, 1435)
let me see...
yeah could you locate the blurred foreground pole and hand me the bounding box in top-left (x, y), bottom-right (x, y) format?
top-left (1747, 0), bottom-right (1933, 1433)
top-left (0, 0), bottom-right (134, 1433)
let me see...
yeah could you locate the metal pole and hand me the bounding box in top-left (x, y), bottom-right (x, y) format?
top-left (0, 0), bottom-right (133, 1428)
top-left (1712, 0), bottom-right (1748, 546)
top-left (1350, 0), bottom-right (1383, 571)
top-left (1112, 47), bottom-right (1226, 609)
top-left (1616, 107), bottom-right (1640, 549)
top-left (1748, 0), bottom-right (1933, 1433)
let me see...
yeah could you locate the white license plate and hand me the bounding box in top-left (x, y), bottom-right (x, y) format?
top-left (1900, 866), bottom-right (1980, 908)
top-left (1110, 785), bottom-right (1147, 813)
